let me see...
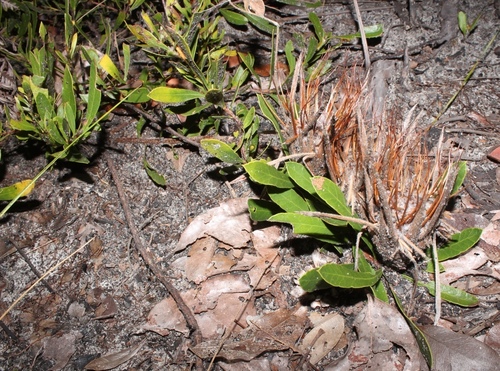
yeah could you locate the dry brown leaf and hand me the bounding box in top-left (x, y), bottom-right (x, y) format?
top-left (337, 296), bottom-right (427, 371)
top-left (219, 358), bottom-right (272, 370)
top-left (185, 236), bottom-right (218, 284)
top-left (420, 325), bottom-right (500, 371)
top-left (142, 297), bottom-right (188, 336)
top-left (243, 0), bottom-right (265, 16)
top-left (484, 324), bottom-right (500, 354)
top-left (191, 308), bottom-right (307, 361)
top-left (84, 340), bottom-right (146, 370)
top-left (441, 246), bottom-right (495, 285)
top-left (300, 312), bottom-right (345, 365)
top-left (94, 294), bottom-right (117, 318)
top-left (481, 221), bottom-right (500, 248)
top-left (251, 225), bottom-right (281, 260)
top-left (166, 148), bottom-right (189, 172)
top-left (42, 331), bottom-right (81, 371)
top-left (181, 273), bottom-right (250, 314)
top-left (194, 293), bottom-right (256, 339)
top-left (175, 198), bottom-right (251, 253)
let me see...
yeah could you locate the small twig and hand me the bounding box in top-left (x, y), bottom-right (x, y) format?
top-left (267, 152), bottom-right (316, 166)
top-left (11, 240), bottom-right (56, 294)
top-left (207, 250), bottom-right (280, 370)
top-left (248, 319), bottom-right (320, 371)
top-left (106, 156), bottom-right (203, 369)
top-left (432, 233), bottom-right (441, 325)
top-left (0, 239), bottom-right (91, 322)
top-left (352, 0), bottom-right (371, 71)
top-left (0, 319), bottom-right (20, 342)
top-left (297, 211), bottom-right (378, 230)
top-left (121, 103), bottom-right (201, 148)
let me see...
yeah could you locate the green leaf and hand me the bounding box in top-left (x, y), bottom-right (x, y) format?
top-left (0, 180), bottom-right (35, 201)
top-left (62, 66), bottom-right (76, 134)
top-left (245, 12), bottom-right (277, 34)
top-left (419, 281), bottom-right (479, 307)
top-left (304, 37), bottom-right (319, 65)
top-left (257, 94), bottom-right (286, 147)
top-left (99, 54), bottom-right (124, 83)
top-left (63, 103), bottom-right (76, 136)
top-left (268, 187), bottom-right (310, 212)
top-left (122, 43), bottom-right (131, 81)
top-left (390, 287), bottom-right (433, 368)
top-left (451, 161), bottom-right (467, 195)
top-left (458, 11), bottom-right (468, 36)
top-left (9, 119), bottom-right (37, 133)
top-left (86, 62), bottom-right (101, 124)
top-left (35, 90), bottom-right (53, 121)
top-left (284, 40), bottom-right (296, 77)
top-left (318, 263), bottom-right (382, 288)
top-left (127, 24), bottom-right (169, 52)
top-left (285, 162), bottom-right (315, 195)
top-left (337, 24), bottom-right (384, 40)
top-left (200, 139), bottom-right (243, 164)
top-left (242, 106), bottom-right (256, 130)
top-left (309, 12), bottom-right (324, 41)
top-left (248, 199), bottom-right (282, 221)
top-left (143, 158), bottom-right (166, 186)
top-left (311, 177), bottom-right (360, 230)
top-left (148, 87), bottom-right (204, 103)
top-left (437, 228), bottom-right (482, 261)
top-left (120, 87), bottom-right (150, 103)
top-left (269, 212), bottom-right (334, 236)
top-left (220, 8), bottom-right (248, 26)
top-left (243, 161), bottom-right (294, 188)
top-left (299, 268), bottom-right (332, 292)
top-left (357, 249), bottom-right (389, 302)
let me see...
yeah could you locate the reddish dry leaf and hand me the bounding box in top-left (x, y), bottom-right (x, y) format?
top-left (481, 221), bottom-right (500, 248)
top-left (142, 297), bottom-right (188, 336)
top-left (485, 324), bottom-right (500, 354)
top-left (337, 296), bottom-right (427, 371)
top-left (300, 312), bottom-right (345, 365)
top-left (165, 148), bottom-right (189, 172)
top-left (185, 236), bottom-right (218, 284)
top-left (42, 331), bottom-right (81, 371)
top-left (487, 146), bottom-right (500, 163)
top-left (191, 307), bottom-right (308, 361)
top-left (194, 293), bottom-right (256, 339)
top-left (420, 325), bottom-right (500, 371)
top-left (84, 340), bottom-right (146, 370)
top-left (175, 198), bottom-right (251, 253)
top-left (94, 294), bottom-right (117, 318)
top-left (441, 246), bottom-right (498, 285)
top-left (251, 225), bottom-right (281, 260)
top-left (181, 273), bottom-right (250, 314)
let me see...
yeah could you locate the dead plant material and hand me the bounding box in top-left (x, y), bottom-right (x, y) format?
top-left (322, 74), bottom-right (461, 269)
top-left (284, 66), bottom-right (462, 269)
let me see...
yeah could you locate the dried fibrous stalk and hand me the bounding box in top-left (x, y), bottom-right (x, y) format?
top-left (278, 54), bottom-right (340, 174)
top-left (324, 77), bottom-right (461, 269)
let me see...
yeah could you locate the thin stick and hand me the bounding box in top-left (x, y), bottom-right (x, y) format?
top-left (11, 240), bottom-right (56, 294)
top-left (352, 0), bottom-right (371, 71)
top-left (106, 156), bottom-right (202, 368)
top-left (0, 239), bottom-right (91, 322)
top-left (297, 211), bottom-right (378, 230)
top-left (432, 233), bottom-right (441, 325)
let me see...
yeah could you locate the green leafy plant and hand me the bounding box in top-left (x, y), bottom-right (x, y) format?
top-left (244, 160), bottom-right (481, 307)
top-left (458, 10), bottom-right (480, 38)
top-left (9, 21), bottom-right (102, 163)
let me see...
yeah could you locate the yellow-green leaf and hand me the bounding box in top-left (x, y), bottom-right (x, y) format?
top-left (0, 180), bottom-right (35, 201)
top-left (148, 87), bottom-right (204, 103)
top-left (99, 54), bottom-right (124, 83)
